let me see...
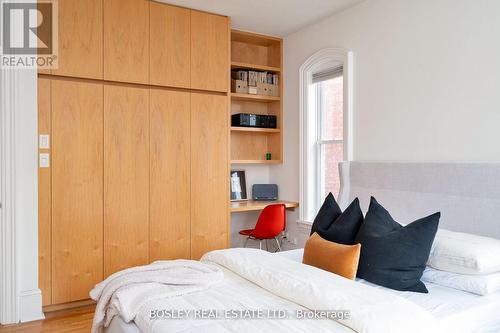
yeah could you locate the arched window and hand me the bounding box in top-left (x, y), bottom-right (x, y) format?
top-left (299, 48), bottom-right (353, 223)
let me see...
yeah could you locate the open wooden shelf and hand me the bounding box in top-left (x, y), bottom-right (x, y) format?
top-left (232, 29), bottom-right (282, 47)
top-left (231, 127), bottom-right (280, 133)
top-left (231, 159), bottom-right (282, 164)
top-left (231, 61), bottom-right (280, 73)
top-left (230, 30), bottom-right (282, 164)
top-left (231, 93), bottom-right (280, 102)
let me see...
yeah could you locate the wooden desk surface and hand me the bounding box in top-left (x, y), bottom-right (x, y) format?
top-left (230, 200), bottom-right (299, 213)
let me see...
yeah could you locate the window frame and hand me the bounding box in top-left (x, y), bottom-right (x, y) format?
top-left (299, 48), bottom-right (353, 224)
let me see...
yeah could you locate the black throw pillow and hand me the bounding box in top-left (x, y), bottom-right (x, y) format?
top-left (355, 197), bottom-right (440, 293)
top-left (310, 193), bottom-right (342, 236)
top-left (316, 198), bottom-right (364, 245)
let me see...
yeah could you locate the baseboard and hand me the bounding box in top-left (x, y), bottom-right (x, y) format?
top-left (43, 299), bottom-right (95, 313)
top-left (19, 289), bottom-right (44, 322)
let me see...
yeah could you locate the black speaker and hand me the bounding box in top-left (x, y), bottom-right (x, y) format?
top-left (231, 113), bottom-right (277, 128)
top-left (252, 184), bottom-right (278, 201)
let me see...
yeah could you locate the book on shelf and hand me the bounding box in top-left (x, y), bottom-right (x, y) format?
top-left (231, 69), bottom-right (279, 96)
top-left (232, 70), bottom-right (248, 82)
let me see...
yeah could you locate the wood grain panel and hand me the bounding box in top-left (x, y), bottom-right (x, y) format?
top-left (103, 0), bottom-right (149, 84)
top-left (150, 3), bottom-right (190, 88)
top-left (51, 79), bottom-right (103, 304)
top-left (230, 131), bottom-right (268, 161)
top-left (52, 0), bottom-right (103, 79)
top-left (150, 89), bottom-right (190, 261)
top-left (104, 84), bottom-right (149, 276)
top-left (231, 41), bottom-right (269, 67)
top-left (37, 77), bottom-right (51, 306)
top-left (37, 0), bottom-right (51, 74)
top-left (190, 93), bottom-right (229, 259)
top-left (191, 11), bottom-right (229, 92)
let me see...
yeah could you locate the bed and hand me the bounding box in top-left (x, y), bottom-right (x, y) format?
top-left (279, 249), bottom-right (500, 333)
top-left (103, 162), bottom-right (500, 333)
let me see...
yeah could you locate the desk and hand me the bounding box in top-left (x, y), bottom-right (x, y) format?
top-left (230, 200), bottom-right (299, 213)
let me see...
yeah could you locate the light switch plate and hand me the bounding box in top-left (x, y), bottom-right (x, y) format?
top-left (39, 134), bottom-right (50, 149)
top-left (39, 153), bottom-right (50, 168)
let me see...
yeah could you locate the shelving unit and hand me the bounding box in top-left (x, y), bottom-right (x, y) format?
top-left (231, 127), bottom-right (280, 133)
top-left (231, 92), bottom-right (280, 102)
top-left (231, 159), bottom-right (282, 165)
top-left (230, 30), bottom-right (283, 164)
top-left (231, 61), bottom-right (280, 73)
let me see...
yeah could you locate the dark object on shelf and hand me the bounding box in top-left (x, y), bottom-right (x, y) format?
top-left (252, 184), bottom-right (278, 201)
top-left (232, 113), bottom-right (277, 128)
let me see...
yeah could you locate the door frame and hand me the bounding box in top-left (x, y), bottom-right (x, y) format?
top-left (0, 66), bottom-right (44, 324)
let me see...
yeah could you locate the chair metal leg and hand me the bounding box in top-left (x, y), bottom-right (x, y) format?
top-left (259, 240), bottom-right (262, 250)
top-left (265, 239), bottom-right (269, 251)
top-left (243, 236), bottom-right (250, 248)
top-left (274, 237), bottom-right (282, 252)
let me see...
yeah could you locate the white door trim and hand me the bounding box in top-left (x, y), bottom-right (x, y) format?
top-left (0, 68), bottom-right (20, 324)
top-left (0, 67), bottom-right (44, 325)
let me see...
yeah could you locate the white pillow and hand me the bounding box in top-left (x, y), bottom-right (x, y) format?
top-left (422, 267), bottom-right (500, 296)
top-left (427, 229), bottom-right (500, 275)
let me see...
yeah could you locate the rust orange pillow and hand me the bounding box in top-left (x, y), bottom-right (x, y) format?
top-left (303, 232), bottom-right (361, 280)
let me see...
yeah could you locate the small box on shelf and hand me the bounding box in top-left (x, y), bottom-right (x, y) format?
top-left (257, 82), bottom-right (279, 97)
top-left (256, 82), bottom-right (268, 96)
top-left (231, 79), bottom-right (248, 94)
top-left (268, 84), bottom-right (279, 97)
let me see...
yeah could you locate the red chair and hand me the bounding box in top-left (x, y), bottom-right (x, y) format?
top-left (239, 204), bottom-right (286, 252)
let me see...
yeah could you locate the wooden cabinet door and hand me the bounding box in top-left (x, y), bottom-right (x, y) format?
top-left (190, 11), bottom-right (229, 92)
top-left (150, 3), bottom-right (190, 88)
top-left (104, 84), bottom-right (149, 276)
top-left (190, 93), bottom-right (229, 259)
top-left (150, 89), bottom-right (190, 261)
top-left (51, 79), bottom-right (103, 304)
top-left (104, 0), bottom-right (149, 84)
top-left (52, 0), bottom-right (103, 79)
top-left (37, 1), bottom-right (51, 74)
top-left (38, 77), bottom-right (51, 306)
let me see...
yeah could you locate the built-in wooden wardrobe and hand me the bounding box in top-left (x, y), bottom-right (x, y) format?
top-left (38, 0), bottom-right (230, 309)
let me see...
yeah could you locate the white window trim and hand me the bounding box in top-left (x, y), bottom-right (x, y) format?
top-left (298, 48), bottom-right (354, 225)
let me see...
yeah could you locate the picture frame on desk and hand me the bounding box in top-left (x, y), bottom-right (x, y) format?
top-left (230, 170), bottom-right (248, 201)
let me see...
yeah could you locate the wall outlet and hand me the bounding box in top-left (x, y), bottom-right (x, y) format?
top-left (39, 134), bottom-right (50, 149)
top-left (292, 238), bottom-right (298, 245)
top-left (39, 153), bottom-right (50, 168)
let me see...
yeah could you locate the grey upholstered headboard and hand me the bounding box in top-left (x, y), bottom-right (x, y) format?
top-left (337, 161), bottom-right (500, 239)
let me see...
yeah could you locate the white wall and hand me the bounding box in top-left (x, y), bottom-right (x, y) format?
top-left (273, 0), bottom-right (500, 247)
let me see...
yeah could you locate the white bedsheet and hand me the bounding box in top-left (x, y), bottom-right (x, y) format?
top-left (134, 264), bottom-right (354, 333)
top-left (129, 248), bottom-right (435, 333)
top-left (105, 248), bottom-right (500, 333)
top-left (277, 248), bottom-right (500, 333)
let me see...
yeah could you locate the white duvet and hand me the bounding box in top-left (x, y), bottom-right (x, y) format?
top-left (129, 248), bottom-right (438, 333)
